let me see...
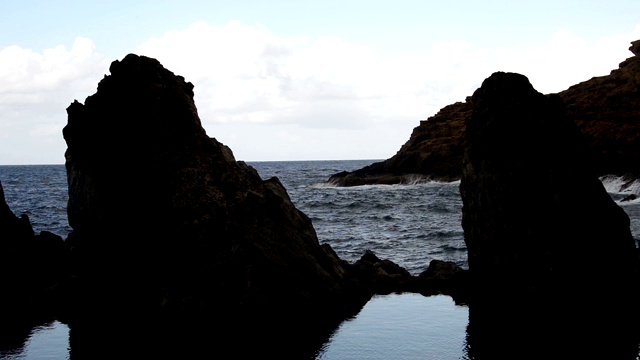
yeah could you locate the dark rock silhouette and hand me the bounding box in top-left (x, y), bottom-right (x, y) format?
top-left (330, 39), bottom-right (640, 186)
top-left (0, 181), bottom-right (67, 315)
top-left (461, 71), bottom-right (639, 292)
top-left (62, 54), bottom-right (371, 327)
top-left (0, 181), bottom-right (68, 357)
top-left (460, 71), bottom-right (640, 359)
top-left (347, 250), bottom-right (469, 303)
top-left (351, 250), bottom-right (415, 294)
top-left (58, 53), bottom-right (391, 356)
top-left (417, 259), bottom-right (470, 303)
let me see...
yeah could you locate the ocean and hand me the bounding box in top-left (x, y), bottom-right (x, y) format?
top-left (1, 160), bottom-right (639, 359)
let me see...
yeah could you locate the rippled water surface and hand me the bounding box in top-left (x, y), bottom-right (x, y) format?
top-left (0, 165), bottom-right (71, 238)
top-left (252, 160), bottom-right (467, 274)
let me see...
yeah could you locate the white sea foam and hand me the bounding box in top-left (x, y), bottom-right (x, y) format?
top-left (311, 182), bottom-right (338, 189)
top-left (322, 176), bottom-right (460, 190)
top-left (600, 175), bottom-right (640, 195)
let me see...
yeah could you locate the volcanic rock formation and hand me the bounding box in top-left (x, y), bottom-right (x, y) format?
top-left (62, 54), bottom-right (370, 327)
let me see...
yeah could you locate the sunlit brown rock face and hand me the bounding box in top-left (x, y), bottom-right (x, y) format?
top-left (558, 39), bottom-right (640, 178)
top-left (62, 54), bottom-right (368, 326)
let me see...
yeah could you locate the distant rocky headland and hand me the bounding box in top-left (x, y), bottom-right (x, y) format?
top-left (329, 40), bottom-right (640, 187)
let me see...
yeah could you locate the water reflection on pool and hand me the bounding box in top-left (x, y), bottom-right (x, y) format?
top-left (1, 294), bottom-right (468, 359)
top-left (316, 293), bottom-right (469, 360)
top-left (0, 320), bottom-right (70, 360)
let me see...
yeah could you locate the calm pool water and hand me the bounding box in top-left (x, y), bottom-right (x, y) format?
top-left (0, 321), bottom-right (70, 360)
top-left (316, 293), bottom-right (469, 359)
top-left (0, 293), bottom-right (469, 360)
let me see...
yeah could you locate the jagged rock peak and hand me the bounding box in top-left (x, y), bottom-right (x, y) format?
top-left (63, 54), bottom-right (213, 171)
top-left (461, 70), bottom-right (639, 295)
top-left (62, 53), bottom-right (368, 325)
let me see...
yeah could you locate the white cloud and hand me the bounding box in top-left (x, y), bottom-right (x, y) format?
top-left (2, 21), bottom-right (640, 163)
top-left (137, 22), bottom-right (640, 160)
top-left (136, 22), bottom-right (640, 136)
top-left (137, 22), bottom-right (453, 131)
top-left (0, 37), bottom-right (105, 95)
top-left (469, 25), bottom-right (640, 94)
top-left (0, 37), bottom-right (108, 164)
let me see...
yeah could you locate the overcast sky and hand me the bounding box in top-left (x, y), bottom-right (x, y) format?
top-left (1, 0), bottom-right (639, 164)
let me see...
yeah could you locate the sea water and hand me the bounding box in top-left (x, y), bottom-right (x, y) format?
top-left (1, 161), bottom-right (640, 359)
top-left (251, 160), bottom-right (467, 274)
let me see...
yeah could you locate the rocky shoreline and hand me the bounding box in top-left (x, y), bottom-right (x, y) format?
top-left (2, 46), bottom-right (640, 358)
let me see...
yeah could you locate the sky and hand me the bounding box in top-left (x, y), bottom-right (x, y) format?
top-left (1, 1), bottom-right (639, 164)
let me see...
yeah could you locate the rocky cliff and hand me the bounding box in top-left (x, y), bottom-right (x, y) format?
top-left (329, 39), bottom-right (640, 186)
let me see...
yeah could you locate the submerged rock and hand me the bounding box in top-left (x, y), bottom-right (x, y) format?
top-left (62, 54), bottom-right (369, 328)
top-left (349, 250), bottom-right (469, 302)
top-left (351, 250), bottom-right (415, 294)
